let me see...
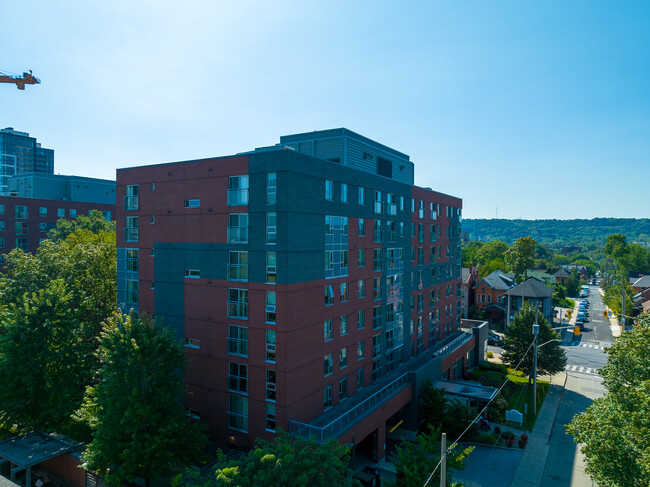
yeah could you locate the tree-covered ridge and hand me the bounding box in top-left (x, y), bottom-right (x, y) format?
top-left (462, 218), bottom-right (650, 246)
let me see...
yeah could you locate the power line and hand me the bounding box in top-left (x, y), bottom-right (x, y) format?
top-left (422, 339), bottom-right (536, 487)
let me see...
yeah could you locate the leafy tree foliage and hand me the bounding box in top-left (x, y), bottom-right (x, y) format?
top-left (176, 430), bottom-right (357, 487)
top-left (475, 241), bottom-right (508, 266)
top-left (418, 380), bottom-right (478, 439)
top-left (0, 280), bottom-right (89, 433)
top-left (566, 314), bottom-right (650, 486)
top-left (0, 215), bottom-right (116, 435)
top-left (388, 427), bottom-right (472, 487)
top-left (462, 241), bottom-right (483, 267)
top-left (47, 209), bottom-right (115, 241)
top-left (81, 313), bottom-right (205, 486)
top-left (501, 302), bottom-right (566, 380)
top-left (462, 218), bottom-right (650, 247)
top-left (504, 237), bottom-right (537, 283)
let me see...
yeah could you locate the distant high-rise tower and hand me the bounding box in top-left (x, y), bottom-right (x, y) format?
top-left (0, 127), bottom-right (54, 194)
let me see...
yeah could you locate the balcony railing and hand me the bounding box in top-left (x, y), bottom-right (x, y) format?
top-left (289, 372), bottom-right (409, 442)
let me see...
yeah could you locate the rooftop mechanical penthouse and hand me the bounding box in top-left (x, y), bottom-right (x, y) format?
top-left (116, 128), bottom-right (479, 459)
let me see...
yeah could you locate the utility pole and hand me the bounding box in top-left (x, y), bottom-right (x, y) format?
top-left (532, 318), bottom-right (539, 416)
top-left (440, 432), bottom-right (446, 487)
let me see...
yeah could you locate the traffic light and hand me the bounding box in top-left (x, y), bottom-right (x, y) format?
top-left (574, 326), bottom-right (581, 336)
top-left (603, 310), bottom-right (608, 318)
top-left (567, 310), bottom-right (572, 318)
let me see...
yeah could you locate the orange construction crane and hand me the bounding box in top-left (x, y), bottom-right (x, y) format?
top-left (0, 70), bottom-right (40, 90)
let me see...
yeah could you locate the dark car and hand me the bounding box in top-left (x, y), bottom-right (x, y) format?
top-left (488, 331), bottom-right (503, 346)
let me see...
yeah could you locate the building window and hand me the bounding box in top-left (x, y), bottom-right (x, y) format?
top-left (372, 334), bottom-right (382, 358)
top-left (228, 363), bottom-right (248, 394)
top-left (373, 305), bottom-right (382, 329)
top-left (69, 209), bottom-right (77, 218)
top-left (266, 212), bottom-right (277, 244)
top-left (15, 222), bottom-right (28, 235)
top-left (266, 172), bottom-right (277, 205)
top-left (341, 183), bottom-right (348, 203)
top-left (126, 249), bottom-right (139, 272)
top-left (340, 348), bottom-right (348, 368)
top-left (340, 315), bottom-right (348, 335)
top-left (150, 281), bottom-right (155, 290)
top-left (373, 220), bottom-right (382, 243)
top-left (387, 193), bottom-right (397, 215)
top-left (419, 200), bottom-right (424, 219)
top-left (0, 205), bottom-right (3, 215)
top-left (340, 377), bottom-right (348, 400)
top-left (266, 252), bottom-right (277, 283)
top-left (265, 403), bottom-right (276, 431)
top-left (184, 268), bottom-right (200, 278)
top-left (56, 208), bottom-right (64, 218)
top-left (14, 238), bottom-right (27, 251)
top-left (228, 213), bottom-right (248, 243)
top-left (15, 206), bottom-right (28, 220)
top-left (126, 280), bottom-right (138, 304)
top-left (357, 368), bottom-right (365, 389)
top-left (228, 325), bottom-right (248, 357)
top-left (184, 199), bottom-right (200, 208)
top-left (358, 217), bottom-right (366, 237)
top-left (150, 182), bottom-right (155, 191)
top-left (374, 191), bottom-right (382, 214)
top-left (324, 320), bottom-right (333, 341)
top-left (324, 285), bottom-right (334, 305)
top-left (227, 395), bottom-right (248, 432)
top-left (266, 330), bottom-right (276, 362)
top-left (102, 210), bottom-right (112, 222)
top-left (228, 175), bottom-right (249, 206)
top-left (39, 207), bottom-right (47, 217)
top-left (228, 251), bottom-right (248, 281)
top-left (358, 279), bottom-right (365, 298)
top-left (340, 282), bottom-right (348, 302)
top-left (324, 354), bottom-right (333, 376)
top-left (228, 288), bottom-right (248, 318)
top-left (358, 340), bottom-right (365, 360)
top-left (124, 216), bottom-right (139, 242)
top-left (358, 249), bottom-right (365, 267)
top-left (0, 222), bottom-right (4, 231)
top-left (266, 370), bottom-right (277, 401)
top-left (184, 338), bottom-right (200, 349)
top-left (125, 185), bottom-right (139, 210)
top-left (373, 249), bottom-right (382, 272)
top-left (373, 277), bottom-right (382, 301)
top-left (358, 309), bottom-right (365, 329)
top-left (325, 180), bottom-right (334, 200)
top-left (358, 187), bottom-right (365, 205)
top-left (0, 238), bottom-right (4, 248)
top-left (324, 385), bottom-right (333, 409)
top-left (266, 291), bottom-right (276, 323)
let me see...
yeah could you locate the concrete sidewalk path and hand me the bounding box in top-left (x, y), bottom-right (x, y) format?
top-left (510, 372), bottom-right (567, 487)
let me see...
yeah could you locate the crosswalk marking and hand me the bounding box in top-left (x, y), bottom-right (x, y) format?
top-left (580, 344), bottom-right (600, 349)
top-left (566, 364), bottom-right (600, 376)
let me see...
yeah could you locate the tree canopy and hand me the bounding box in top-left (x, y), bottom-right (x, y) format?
top-left (0, 214), bottom-right (116, 436)
top-left (504, 237), bottom-right (537, 283)
top-left (501, 302), bottom-right (566, 379)
top-left (566, 314), bottom-right (650, 486)
top-left (176, 430), bottom-right (357, 487)
top-left (81, 313), bottom-right (205, 486)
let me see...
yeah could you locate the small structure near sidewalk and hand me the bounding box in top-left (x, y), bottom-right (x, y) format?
top-left (435, 380), bottom-right (498, 404)
top-left (0, 431), bottom-right (84, 487)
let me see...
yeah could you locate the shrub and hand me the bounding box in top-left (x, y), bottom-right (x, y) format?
top-left (487, 351), bottom-right (494, 358)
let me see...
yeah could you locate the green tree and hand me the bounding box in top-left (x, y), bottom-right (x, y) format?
top-left (388, 427), bottom-right (472, 487)
top-left (504, 237), bottom-right (537, 283)
top-left (462, 241), bottom-right (483, 267)
top-left (0, 217), bottom-right (116, 436)
top-left (475, 241), bottom-right (508, 266)
top-left (566, 268), bottom-right (581, 297)
top-left (176, 430), bottom-right (358, 487)
top-left (501, 302), bottom-right (566, 380)
top-left (418, 379), bottom-right (448, 433)
top-left (566, 314), bottom-right (650, 486)
top-left (479, 257), bottom-right (507, 279)
top-left (81, 313), bottom-right (205, 487)
top-left (0, 280), bottom-right (91, 434)
top-left (47, 209), bottom-right (116, 241)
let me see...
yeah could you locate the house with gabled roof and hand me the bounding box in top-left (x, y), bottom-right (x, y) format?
top-left (505, 277), bottom-right (554, 326)
top-left (553, 267), bottom-right (571, 286)
top-left (474, 270), bottom-right (515, 326)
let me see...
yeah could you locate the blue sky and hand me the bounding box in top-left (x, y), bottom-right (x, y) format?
top-left (2, 1), bottom-right (648, 219)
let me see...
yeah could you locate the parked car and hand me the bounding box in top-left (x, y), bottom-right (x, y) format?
top-left (488, 331), bottom-right (503, 346)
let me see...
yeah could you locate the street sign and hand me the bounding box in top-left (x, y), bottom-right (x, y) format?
top-left (574, 326), bottom-right (580, 336)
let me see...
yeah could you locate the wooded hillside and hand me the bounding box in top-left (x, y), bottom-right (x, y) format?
top-left (462, 218), bottom-right (650, 246)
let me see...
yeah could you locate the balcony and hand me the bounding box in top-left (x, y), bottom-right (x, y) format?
top-left (289, 372), bottom-right (409, 442)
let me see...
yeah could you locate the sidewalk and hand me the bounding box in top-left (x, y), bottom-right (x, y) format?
top-left (510, 372), bottom-right (567, 487)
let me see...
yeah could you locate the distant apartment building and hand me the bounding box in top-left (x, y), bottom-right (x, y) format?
top-left (0, 127), bottom-right (54, 195)
top-left (0, 173), bottom-right (115, 262)
top-left (116, 128), bottom-right (481, 460)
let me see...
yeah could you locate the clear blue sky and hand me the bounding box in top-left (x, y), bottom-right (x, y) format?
top-left (2, 1), bottom-right (648, 219)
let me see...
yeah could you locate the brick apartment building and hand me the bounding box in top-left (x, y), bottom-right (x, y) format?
top-left (116, 128), bottom-right (482, 459)
top-left (0, 173), bottom-right (115, 263)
